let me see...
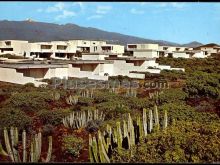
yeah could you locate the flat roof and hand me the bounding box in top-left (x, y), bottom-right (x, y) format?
top-left (105, 56), bottom-right (156, 61)
top-left (69, 60), bottom-right (114, 64)
top-left (0, 63), bottom-right (68, 69)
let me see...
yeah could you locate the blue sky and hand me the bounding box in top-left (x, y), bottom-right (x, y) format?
top-left (0, 2), bottom-right (219, 44)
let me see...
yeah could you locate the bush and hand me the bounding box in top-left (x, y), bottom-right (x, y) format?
top-left (184, 71), bottom-right (220, 99)
top-left (194, 101), bottom-right (215, 112)
top-left (85, 120), bottom-right (103, 133)
top-left (37, 109), bottom-right (71, 126)
top-left (158, 102), bottom-right (219, 124)
top-left (158, 88), bottom-right (188, 104)
top-left (62, 135), bottom-right (84, 157)
top-left (0, 108), bottom-right (32, 130)
top-left (6, 91), bottom-right (52, 112)
top-left (125, 97), bottom-right (153, 110)
top-left (78, 97), bottom-right (94, 106)
top-left (93, 90), bottom-right (119, 103)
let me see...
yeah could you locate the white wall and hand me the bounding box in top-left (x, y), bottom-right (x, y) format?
top-left (0, 67), bottom-right (46, 87)
top-left (172, 52), bottom-right (190, 58)
top-left (133, 50), bottom-right (159, 58)
top-left (81, 54), bottom-right (107, 60)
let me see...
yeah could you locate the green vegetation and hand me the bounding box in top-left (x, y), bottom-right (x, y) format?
top-left (0, 54), bottom-right (220, 162)
top-left (112, 121), bottom-right (220, 163)
top-left (62, 135), bottom-right (84, 157)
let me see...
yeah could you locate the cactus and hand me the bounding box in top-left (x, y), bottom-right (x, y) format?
top-left (91, 136), bottom-right (99, 162)
top-left (4, 127), bottom-right (14, 161)
top-left (51, 91), bottom-right (60, 101)
top-left (1, 127), bottom-right (52, 162)
top-left (143, 108), bottom-right (148, 137)
top-left (89, 106), bottom-right (171, 163)
top-left (116, 122), bottom-right (122, 150)
top-left (149, 109), bottom-right (153, 133)
top-left (163, 110), bottom-right (168, 129)
top-left (22, 130), bottom-right (27, 162)
top-left (136, 115), bottom-right (143, 140)
top-left (153, 105), bottom-right (160, 131)
top-left (89, 134), bottom-right (94, 162)
top-left (127, 113), bottom-right (135, 147)
top-left (0, 141), bottom-right (8, 157)
top-left (62, 110), bottom-right (105, 130)
top-left (45, 136), bottom-right (52, 162)
top-left (97, 131), bottom-right (110, 163)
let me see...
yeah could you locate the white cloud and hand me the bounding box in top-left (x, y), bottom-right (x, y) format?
top-left (96, 5), bottom-right (112, 14)
top-left (55, 10), bottom-right (76, 20)
top-left (46, 2), bottom-right (65, 13)
top-left (130, 8), bottom-right (145, 14)
top-left (72, 2), bottom-right (85, 12)
top-left (37, 2), bottom-right (77, 20)
top-left (87, 15), bottom-right (103, 20)
top-left (158, 2), bottom-right (186, 9)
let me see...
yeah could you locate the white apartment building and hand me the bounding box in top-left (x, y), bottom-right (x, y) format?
top-left (194, 43), bottom-right (220, 56)
top-left (0, 40), bottom-right (29, 56)
top-left (126, 43), bottom-right (159, 58)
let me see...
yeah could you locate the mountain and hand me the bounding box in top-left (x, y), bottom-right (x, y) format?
top-left (182, 41), bottom-right (203, 48)
top-left (0, 20), bottom-right (201, 47)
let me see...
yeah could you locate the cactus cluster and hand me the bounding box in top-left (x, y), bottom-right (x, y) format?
top-left (51, 91), bottom-right (60, 101)
top-left (125, 88), bottom-right (137, 97)
top-left (62, 109), bottom-right (105, 129)
top-left (0, 127), bottom-right (52, 162)
top-left (89, 107), bottom-right (168, 162)
top-left (149, 90), bottom-right (164, 104)
top-left (80, 89), bottom-right (94, 98)
top-left (66, 95), bottom-right (79, 105)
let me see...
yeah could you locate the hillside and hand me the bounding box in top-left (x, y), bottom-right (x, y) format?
top-left (0, 20), bottom-right (202, 47)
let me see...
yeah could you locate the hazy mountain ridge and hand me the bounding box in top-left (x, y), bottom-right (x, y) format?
top-left (0, 20), bottom-right (203, 47)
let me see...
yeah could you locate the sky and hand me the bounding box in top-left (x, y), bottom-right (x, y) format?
top-left (0, 2), bottom-right (219, 44)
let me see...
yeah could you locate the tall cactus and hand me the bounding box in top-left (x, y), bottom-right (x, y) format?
top-left (143, 108), bottom-right (148, 137)
top-left (153, 105), bottom-right (160, 131)
top-left (97, 131), bottom-right (110, 163)
top-left (149, 109), bottom-right (153, 133)
top-left (22, 130), bottom-right (27, 162)
top-left (163, 110), bottom-right (168, 130)
top-left (89, 108), bottom-right (170, 163)
top-left (136, 115), bottom-right (143, 140)
top-left (116, 122), bottom-right (122, 150)
top-left (127, 113), bottom-right (135, 147)
top-left (89, 134), bottom-right (94, 162)
top-left (62, 110), bottom-right (105, 130)
top-left (0, 127), bottom-right (53, 162)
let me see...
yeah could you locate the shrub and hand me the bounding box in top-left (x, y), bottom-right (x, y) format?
top-left (6, 91), bottom-right (52, 112)
top-left (37, 109), bottom-right (71, 126)
top-left (0, 108), bottom-right (32, 130)
top-left (62, 135), bottom-right (84, 157)
top-left (158, 88), bottom-right (188, 104)
top-left (184, 71), bottom-right (220, 99)
top-left (158, 102), bottom-right (219, 124)
top-left (85, 120), bottom-right (103, 133)
top-left (125, 97), bottom-right (154, 110)
top-left (194, 101), bottom-right (215, 112)
top-left (78, 97), bottom-right (94, 106)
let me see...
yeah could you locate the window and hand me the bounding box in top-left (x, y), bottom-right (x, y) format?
top-left (128, 45), bottom-right (137, 49)
top-left (41, 45), bottom-right (52, 49)
top-left (57, 45), bottom-right (67, 50)
top-left (5, 41), bottom-right (11, 46)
